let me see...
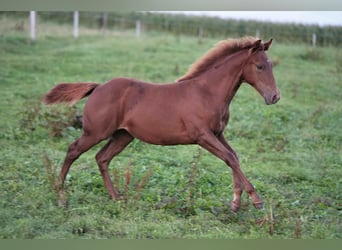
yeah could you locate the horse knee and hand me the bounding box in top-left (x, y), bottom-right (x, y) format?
top-left (225, 152), bottom-right (239, 169)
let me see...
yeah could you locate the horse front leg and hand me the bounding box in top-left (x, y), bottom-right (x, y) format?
top-left (217, 133), bottom-right (243, 212)
top-left (198, 132), bottom-right (263, 212)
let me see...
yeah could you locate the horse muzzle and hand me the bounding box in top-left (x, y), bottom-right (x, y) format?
top-left (265, 90), bottom-right (281, 105)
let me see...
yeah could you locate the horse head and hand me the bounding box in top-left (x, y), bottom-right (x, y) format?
top-left (241, 39), bottom-right (280, 105)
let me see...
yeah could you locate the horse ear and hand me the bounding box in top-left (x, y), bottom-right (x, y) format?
top-left (264, 38), bottom-right (273, 51)
top-left (248, 39), bottom-right (262, 56)
top-left (254, 39), bottom-right (262, 47)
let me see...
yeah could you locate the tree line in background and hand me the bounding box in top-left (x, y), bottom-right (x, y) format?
top-left (2, 11), bottom-right (342, 47)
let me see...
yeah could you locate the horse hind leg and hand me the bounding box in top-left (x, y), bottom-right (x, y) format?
top-left (57, 133), bottom-right (103, 206)
top-left (95, 129), bottom-right (134, 201)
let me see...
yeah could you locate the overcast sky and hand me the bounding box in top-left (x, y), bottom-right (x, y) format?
top-left (161, 11), bottom-right (342, 27)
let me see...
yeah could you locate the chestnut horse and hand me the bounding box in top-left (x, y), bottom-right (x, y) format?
top-left (43, 37), bottom-right (280, 212)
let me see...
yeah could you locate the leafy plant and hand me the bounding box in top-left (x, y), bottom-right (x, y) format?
top-left (299, 48), bottom-right (325, 62)
top-left (112, 160), bottom-right (153, 207)
top-left (20, 99), bottom-right (82, 137)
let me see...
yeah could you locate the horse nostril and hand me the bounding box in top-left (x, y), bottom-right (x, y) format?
top-left (272, 94), bottom-right (280, 104)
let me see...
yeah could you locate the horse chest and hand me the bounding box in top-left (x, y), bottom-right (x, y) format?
top-left (209, 106), bottom-right (230, 135)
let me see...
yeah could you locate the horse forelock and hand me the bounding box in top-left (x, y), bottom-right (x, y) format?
top-left (177, 36), bottom-right (259, 82)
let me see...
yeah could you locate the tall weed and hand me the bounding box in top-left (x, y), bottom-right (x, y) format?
top-left (299, 48), bottom-right (325, 62)
top-left (19, 99), bottom-right (82, 137)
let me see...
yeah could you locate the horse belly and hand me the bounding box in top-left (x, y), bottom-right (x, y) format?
top-left (121, 113), bottom-right (192, 145)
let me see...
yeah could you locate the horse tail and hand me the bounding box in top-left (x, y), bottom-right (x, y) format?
top-left (43, 82), bottom-right (100, 106)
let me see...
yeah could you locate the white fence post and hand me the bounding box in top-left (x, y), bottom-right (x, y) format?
top-left (198, 26), bottom-right (203, 44)
top-left (312, 33), bottom-right (317, 47)
top-left (102, 13), bottom-right (108, 36)
top-left (73, 11), bottom-right (79, 38)
top-left (30, 11), bottom-right (36, 41)
top-left (256, 29), bottom-right (260, 38)
top-left (136, 20), bottom-right (141, 38)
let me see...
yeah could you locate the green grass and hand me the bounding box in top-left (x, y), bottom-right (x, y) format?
top-left (0, 18), bottom-right (341, 239)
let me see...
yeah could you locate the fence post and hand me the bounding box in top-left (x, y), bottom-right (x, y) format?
top-left (101, 13), bottom-right (108, 36)
top-left (312, 33), bottom-right (316, 47)
top-left (120, 17), bottom-right (125, 32)
top-left (136, 20), bottom-right (141, 38)
top-left (256, 29), bottom-right (260, 38)
top-left (198, 26), bottom-right (203, 44)
top-left (73, 11), bottom-right (79, 38)
top-left (30, 11), bottom-right (36, 41)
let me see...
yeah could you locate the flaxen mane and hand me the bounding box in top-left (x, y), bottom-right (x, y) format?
top-left (177, 36), bottom-right (258, 82)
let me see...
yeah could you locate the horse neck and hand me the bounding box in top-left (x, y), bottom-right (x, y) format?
top-left (200, 49), bottom-right (248, 104)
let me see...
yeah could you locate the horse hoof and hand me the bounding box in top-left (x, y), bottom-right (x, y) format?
top-left (253, 201), bottom-right (264, 210)
top-left (57, 190), bottom-right (67, 208)
top-left (230, 202), bottom-right (240, 213)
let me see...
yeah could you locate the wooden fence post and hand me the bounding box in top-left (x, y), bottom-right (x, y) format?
top-left (30, 11), bottom-right (36, 41)
top-left (73, 11), bottom-right (79, 38)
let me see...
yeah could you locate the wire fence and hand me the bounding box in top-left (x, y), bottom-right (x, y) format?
top-left (4, 11), bottom-right (342, 47)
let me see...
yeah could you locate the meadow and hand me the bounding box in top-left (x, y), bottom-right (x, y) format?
top-left (0, 18), bottom-right (341, 239)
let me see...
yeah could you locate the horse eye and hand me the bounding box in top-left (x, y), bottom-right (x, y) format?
top-left (256, 64), bottom-right (264, 71)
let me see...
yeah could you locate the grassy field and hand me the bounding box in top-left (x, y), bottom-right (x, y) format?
top-left (0, 17), bottom-right (341, 239)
